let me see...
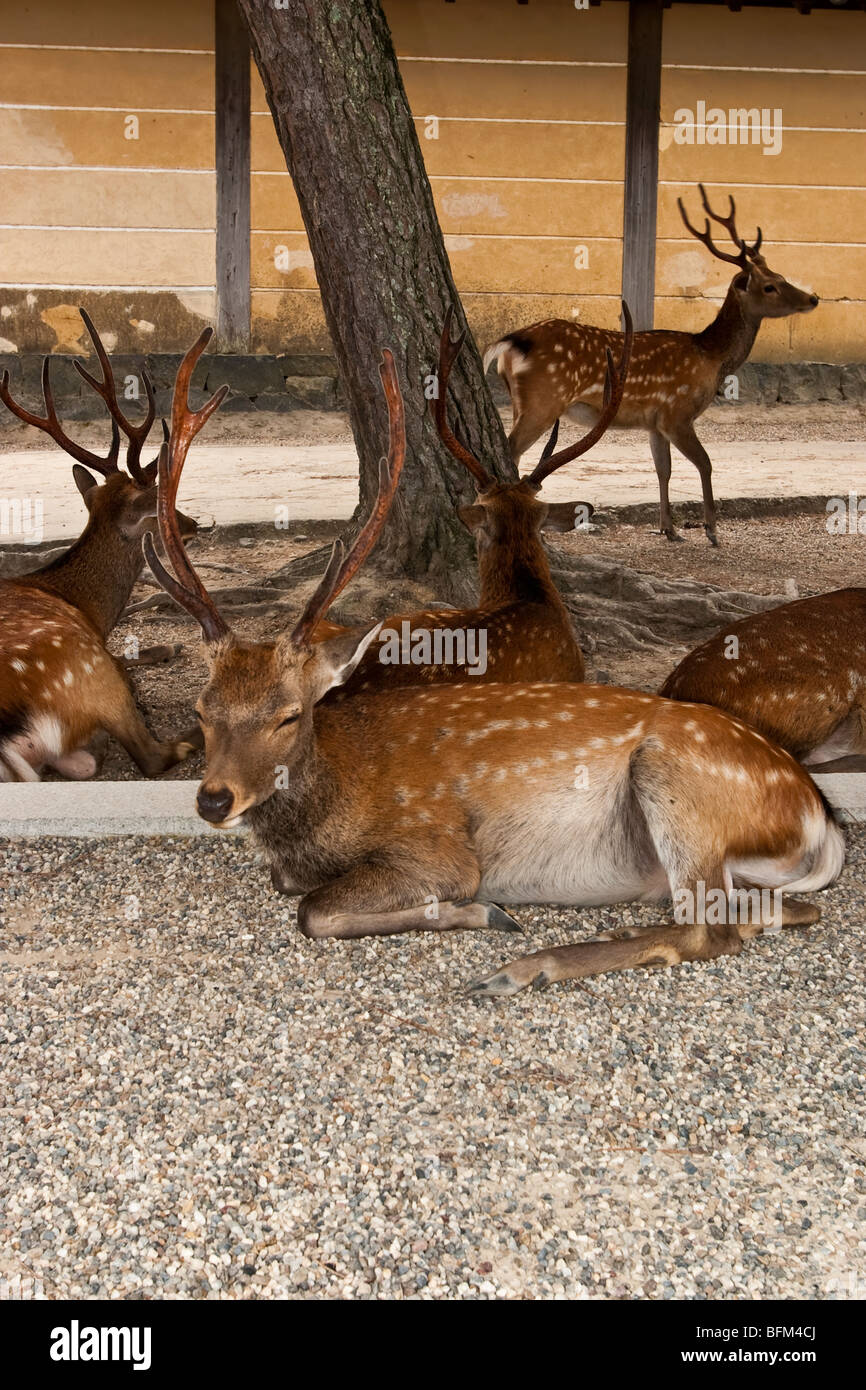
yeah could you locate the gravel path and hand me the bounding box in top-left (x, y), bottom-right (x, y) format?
top-left (1, 830), bottom-right (864, 1300)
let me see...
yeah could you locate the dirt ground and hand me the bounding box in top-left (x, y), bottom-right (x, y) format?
top-left (6, 399), bottom-right (863, 452)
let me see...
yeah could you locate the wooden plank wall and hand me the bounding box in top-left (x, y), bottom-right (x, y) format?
top-left (1, 0), bottom-right (863, 363)
top-left (0, 0), bottom-right (216, 352)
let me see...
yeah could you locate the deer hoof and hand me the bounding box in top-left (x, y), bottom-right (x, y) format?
top-left (706, 529), bottom-right (719, 547)
top-left (661, 529), bottom-right (685, 544)
top-left (779, 896), bottom-right (820, 928)
top-left (466, 957), bottom-right (546, 997)
top-left (486, 905), bottom-right (523, 933)
top-left (466, 969), bottom-right (524, 998)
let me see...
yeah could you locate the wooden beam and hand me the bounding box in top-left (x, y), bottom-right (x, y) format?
top-left (215, 0), bottom-right (251, 351)
top-left (621, 0), bottom-right (663, 331)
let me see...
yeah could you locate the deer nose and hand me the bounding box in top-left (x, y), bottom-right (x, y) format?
top-left (197, 785), bottom-right (234, 823)
top-left (809, 293), bottom-right (819, 306)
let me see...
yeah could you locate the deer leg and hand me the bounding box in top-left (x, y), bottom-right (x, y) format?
top-left (650, 430), bottom-right (682, 542)
top-left (801, 705), bottom-right (866, 772)
top-left (467, 914), bottom-right (742, 997)
top-left (123, 643), bottom-right (183, 668)
top-left (99, 668), bottom-right (202, 776)
top-left (507, 399), bottom-right (561, 466)
top-left (296, 860), bottom-right (522, 940)
top-left (670, 423), bottom-right (717, 546)
top-left (733, 894), bottom-right (820, 938)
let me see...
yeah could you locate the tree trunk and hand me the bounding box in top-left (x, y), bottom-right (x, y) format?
top-left (236, 0), bottom-right (515, 602)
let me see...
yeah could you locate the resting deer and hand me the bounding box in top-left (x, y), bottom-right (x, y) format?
top-left (332, 304), bottom-right (631, 692)
top-left (0, 311), bottom-right (204, 781)
top-left (485, 184), bottom-right (819, 546)
top-left (660, 589), bottom-right (866, 771)
top-left (144, 339), bottom-right (843, 997)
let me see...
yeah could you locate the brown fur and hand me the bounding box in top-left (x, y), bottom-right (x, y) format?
top-left (660, 588), bottom-right (866, 765)
top-left (0, 471), bottom-right (199, 781)
top-left (490, 209), bottom-right (818, 545)
top-left (191, 633), bottom-right (842, 993)
top-left (328, 478), bottom-right (585, 693)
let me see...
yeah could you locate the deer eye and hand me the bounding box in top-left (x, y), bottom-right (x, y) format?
top-left (763, 284), bottom-right (778, 294)
top-left (277, 711), bottom-right (301, 729)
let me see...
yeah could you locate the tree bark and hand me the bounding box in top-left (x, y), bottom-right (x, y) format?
top-left (236, 0), bottom-right (515, 601)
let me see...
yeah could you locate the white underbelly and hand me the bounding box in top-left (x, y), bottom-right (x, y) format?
top-left (474, 784), bottom-right (667, 907)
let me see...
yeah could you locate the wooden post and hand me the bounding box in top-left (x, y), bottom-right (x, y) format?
top-left (215, 0), bottom-right (251, 351)
top-left (621, 0), bottom-right (663, 332)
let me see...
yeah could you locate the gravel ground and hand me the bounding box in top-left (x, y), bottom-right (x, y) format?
top-left (1, 830), bottom-right (864, 1301)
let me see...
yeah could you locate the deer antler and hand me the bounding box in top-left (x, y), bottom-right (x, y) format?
top-left (0, 355), bottom-right (122, 476)
top-left (678, 183), bottom-right (763, 269)
top-left (142, 327), bottom-right (230, 643)
top-left (524, 302), bottom-right (633, 486)
top-left (431, 306), bottom-right (493, 488)
top-left (290, 350), bottom-right (406, 648)
top-left (74, 308), bottom-right (158, 485)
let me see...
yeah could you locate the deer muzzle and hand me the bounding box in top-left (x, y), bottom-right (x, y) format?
top-left (197, 783), bottom-right (237, 825)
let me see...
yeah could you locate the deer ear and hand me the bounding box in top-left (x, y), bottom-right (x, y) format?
top-left (540, 501), bottom-right (595, 532)
top-left (72, 464), bottom-right (100, 505)
top-left (458, 504), bottom-right (487, 533)
top-left (300, 622), bottom-right (384, 704)
top-left (117, 486), bottom-right (160, 539)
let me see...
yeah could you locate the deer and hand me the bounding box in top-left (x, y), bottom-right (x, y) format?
top-left (143, 336), bottom-right (844, 998)
top-left (0, 311), bottom-right (207, 782)
top-left (484, 184), bottom-right (819, 547)
top-left (330, 303), bottom-right (632, 693)
top-left (659, 588), bottom-right (866, 772)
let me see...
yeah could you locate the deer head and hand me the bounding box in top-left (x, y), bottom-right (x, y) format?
top-left (0, 309), bottom-right (198, 555)
top-left (678, 184), bottom-right (818, 322)
top-left (433, 303), bottom-right (632, 563)
top-left (144, 349), bottom-right (406, 827)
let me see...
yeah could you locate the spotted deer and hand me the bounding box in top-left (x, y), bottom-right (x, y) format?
top-left (144, 342), bottom-right (843, 997)
top-left (0, 312), bottom-right (206, 781)
top-left (331, 304), bottom-right (631, 693)
top-left (485, 184), bottom-right (819, 546)
top-left (660, 589), bottom-right (866, 772)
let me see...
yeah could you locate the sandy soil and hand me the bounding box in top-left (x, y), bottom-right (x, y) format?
top-left (4, 400), bottom-right (864, 451)
top-left (3, 401), bottom-right (866, 542)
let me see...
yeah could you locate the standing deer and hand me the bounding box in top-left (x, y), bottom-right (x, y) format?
top-left (0, 312), bottom-right (206, 781)
top-left (660, 588), bottom-right (866, 771)
top-left (144, 342), bottom-right (843, 996)
top-left (332, 304), bottom-right (631, 692)
top-left (485, 184), bottom-right (819, 546)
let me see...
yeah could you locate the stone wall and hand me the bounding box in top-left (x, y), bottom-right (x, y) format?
top-left (0, 353), bottom-right (863, 429)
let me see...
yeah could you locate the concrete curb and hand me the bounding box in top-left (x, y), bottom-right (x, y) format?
top-left (0, 781), bottom-right (245, 838)
top-left (0, 772), bottom-right (863, 838)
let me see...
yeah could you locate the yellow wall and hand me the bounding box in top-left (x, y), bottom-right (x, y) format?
top-left (0, 0), bottom-right (216, 352)
top-left (657, 4), bottom-right (866, 362)
top-left (1, 0), bottom-right (864, 362)
top-left (252, 0), bottom-right (627, 352)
